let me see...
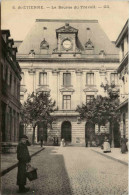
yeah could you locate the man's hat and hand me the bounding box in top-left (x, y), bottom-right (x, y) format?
top-left (20, 135), bottom-right (28, 139)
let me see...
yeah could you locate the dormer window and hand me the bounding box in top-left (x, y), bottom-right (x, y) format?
top-left (99, 50), bottom-right (106, 57)
top-left (85, 39), bottom-right (94, 50)
top-left (40, 39), bottom-right (49, 50)
top-left (29, 49), bottom-right (35, 57)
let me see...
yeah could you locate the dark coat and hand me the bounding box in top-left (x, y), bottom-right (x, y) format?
top-left (121, 138), bottom-right (128, 153)
top-left (17, 143), bottom-right (31, 186)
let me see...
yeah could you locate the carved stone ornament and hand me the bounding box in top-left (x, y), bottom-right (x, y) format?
top-left (52, 69), bottom-right (59, 74)
top-left (56, 23), bottom-right (78, 34)
top-left (99, 65), bottom-right (107, 74)
top-left (40, 38), bottom-right (49, 50)
top-left (28, 68), bottom-right (36, 74)
top-left (85, 39), bottom-right (94, 50)
top-left (76, 69), bottom-right (83, 75)
top-left (42, 69), bottom-right (46, 73)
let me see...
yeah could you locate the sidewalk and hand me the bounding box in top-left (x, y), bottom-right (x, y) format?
top-left (1, 145), bottom-right (44, 176)
top-left (91, 147), bottom-right (128, 165)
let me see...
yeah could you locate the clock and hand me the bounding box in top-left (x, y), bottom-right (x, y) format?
top-left (62, 39), bottom-right (72, 50)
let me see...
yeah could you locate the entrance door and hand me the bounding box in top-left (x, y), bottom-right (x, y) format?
top-left (38, 122), bottom-right (47, 142)
top-left (61, 121), bottom-right (71, 142)
top-left (85, 122), bottom-right (95, 147)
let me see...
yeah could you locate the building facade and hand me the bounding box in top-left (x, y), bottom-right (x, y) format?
top-left (1, 30), bottom-right (21, 143)
top-left (116, 20), bottom-right (128, 140)
top-left (16, 19), bottom-right (119, 146)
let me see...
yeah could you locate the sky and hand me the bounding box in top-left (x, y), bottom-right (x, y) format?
top-left (1, 0), bottom-right (129, 42)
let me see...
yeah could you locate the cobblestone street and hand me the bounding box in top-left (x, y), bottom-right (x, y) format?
top-left (1, 147), bottom-right (128, 195)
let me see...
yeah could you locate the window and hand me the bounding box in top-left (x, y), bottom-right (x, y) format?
top-left (63, 95), bottom-right (71, 110)
top-left (63, 73), bottom-right (71, 86)
top-left (86, 95), bottom-right (94, 104)
top-left (86, 73), bottom-right (94, 85)
top-left (39, 72), bottom-right (47, 85)
top-left (21, 72), bottom-right (24, 85)
top-left (110, 73), bottom-right (118, 85)
top-left (121, 42), bottom-right (124, 58)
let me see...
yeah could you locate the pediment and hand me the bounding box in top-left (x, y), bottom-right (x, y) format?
top-left (36, 86), bottom-right (51, 93)
top-left (83, 87), bottom-right (98, 92)
top-left (56, 23), bottom-right (78, 34)
top-left (60, 87), bottom-right (75, 93)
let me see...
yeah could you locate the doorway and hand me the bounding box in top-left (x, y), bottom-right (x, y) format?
top-left (37, 122), bottom-right (47, 142)
top-left (61, 121), bottom-right (71, 142)
top-left (85, 122), bottom-right (95, 147)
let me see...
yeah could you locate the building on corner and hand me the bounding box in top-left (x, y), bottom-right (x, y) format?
top-left (1, 30), bottom-right (21, 145)
top-left (116, 20), bottom-right (128, 140)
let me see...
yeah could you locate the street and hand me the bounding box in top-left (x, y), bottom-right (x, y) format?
top-left (1, 147), bottom-right (128, 195)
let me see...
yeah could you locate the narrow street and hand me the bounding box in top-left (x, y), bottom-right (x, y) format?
top-left (1, 147), bottom-right (128, 195)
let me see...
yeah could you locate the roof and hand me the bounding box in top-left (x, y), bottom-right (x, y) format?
top-left (116, 20), bottom-right (128, 47)
top-left (17, 19), bottom-right (119, 58)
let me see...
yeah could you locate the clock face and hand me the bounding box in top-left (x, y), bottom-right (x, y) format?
top-left (62, 40), bottom-right (72, 50)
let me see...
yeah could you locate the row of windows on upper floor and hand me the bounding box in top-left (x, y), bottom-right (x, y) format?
top-left (21, 72), bottom-right (119, 86)
top-left (1, 63), bottom-right (20, 100)
top-left (20, 94), bottom-right (95, 110)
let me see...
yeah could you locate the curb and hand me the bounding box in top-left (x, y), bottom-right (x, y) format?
top-left (0, 147), bottom-right (45, 177)
top-left (91, 149), bottom-right (128, 166)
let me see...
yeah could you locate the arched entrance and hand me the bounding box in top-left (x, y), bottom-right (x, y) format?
top-left (61, 121), bottom-right (71, 142)
top-left (85, 122), bottom-right (95, 147)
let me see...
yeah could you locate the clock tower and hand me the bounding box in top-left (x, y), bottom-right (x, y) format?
top-left (53, 23), bottom-right (81, 54)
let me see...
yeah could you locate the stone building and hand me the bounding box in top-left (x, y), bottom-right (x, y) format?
top-left (116, 20), bottom-right (128, 140)
top-left (16, 19), bottom-right (119, 146)
top-left (1, 30), bottom-right (21, 143)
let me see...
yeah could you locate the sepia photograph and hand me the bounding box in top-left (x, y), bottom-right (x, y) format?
top-left (1, 0), bottom-right (129, 194)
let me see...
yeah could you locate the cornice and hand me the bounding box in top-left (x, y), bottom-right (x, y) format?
top-left (36, 19), bottom-right (98, 23)
top-left (17, 56), bottom-right (119, 63)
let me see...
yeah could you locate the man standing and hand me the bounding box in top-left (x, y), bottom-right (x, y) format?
top-left (17, 135), bottom-right (31, 193)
